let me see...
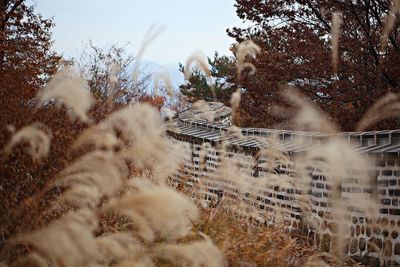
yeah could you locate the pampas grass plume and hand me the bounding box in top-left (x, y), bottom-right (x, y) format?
top-left (3, 122), bottom-right (51, 161)
top-left (236, 39), bottom-right (260, 80)
top-left (381, 0), bottom-right (400, 52)
top-left (106, 182), bottom-right (199, 242)
top-left (331, 12), bottom-right (342, 73)
top-left (154, 236), bottom-right (224, 267)
top-left (37, 67), bottom-right (94, 122)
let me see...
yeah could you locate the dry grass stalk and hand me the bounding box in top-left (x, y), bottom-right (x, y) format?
top-left (3, 122), bottom-right (52, 161)
top-left (380, 0), bottom-right (400, 52)
top-left (73, 103), bottom-right (184, 182)
top-left (96, 232), bottom-right (143, 265)
top-left (36, 67), bottom-right (94, 122)
top-left (331, 12), bottom-right (343, 73)
top-left (11, 209), bottom-right (101, 267)
top-left (116, 257), bottom-right (155, 267)
top-left (184, 51), bottom-right (216, 99)
top-left (193, 207), bottom-right (317, 266)
top-left (105, 182), bottom-right (199, 243)
top-left (230, 88), bottom-right (241, 123)
top-left (284, 90), bottom-right (377, 261)
top-left (154, 67), bottom-right (173, 96)
top-left (356, 92), bottom-right (400, 130)
top-left (106, 62), bottom-right (121, 110)
top-left (199, 142), bottom-right (212, 169)
top-left (55, 151), bottom-right (128, 208)
top-left (132, 25), bottom-right (165, 85)
top-left (184, 51), bottom-right (211, 80)
top-left (153, 235), bottom-right (224, 267)
top-left (283, 87), bottom-right (337, 133)
top-left (191, 100), bottom-right (216, 122)
top-left (304, 252), bottom-right (363, 267)
top-left (236, 39), bottom-right (260, 80)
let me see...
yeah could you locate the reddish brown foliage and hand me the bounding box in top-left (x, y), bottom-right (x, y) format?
top-left (229, 0), bottom-right (400, 131)
top-left (139, 94), bottom-right (165, 111)
top-left (0, 1), bottom-right (63, 245)
top-left (181, 1), bottom-right (400, 131)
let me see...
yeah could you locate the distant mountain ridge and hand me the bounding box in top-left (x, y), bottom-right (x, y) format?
top-left (138, 60), bottom-right (185, 89)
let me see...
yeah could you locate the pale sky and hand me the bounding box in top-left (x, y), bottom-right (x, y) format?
top-left (29, 0), bottom-right (244, 65)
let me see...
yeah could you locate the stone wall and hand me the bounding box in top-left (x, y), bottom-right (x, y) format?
top-left (167, 102), bottom-right (400, 265)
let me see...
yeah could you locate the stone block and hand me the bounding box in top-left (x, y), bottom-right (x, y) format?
top-left (384, 239), bottom-right (392, 257)
top-left (359, 238), bottom-right (366, 251)
top-left (321, 233), bottom-right (331, 252)
top-left (394, 242), bottom-right (400, 255)
top-left (350, 238), bottom-right (358, 254)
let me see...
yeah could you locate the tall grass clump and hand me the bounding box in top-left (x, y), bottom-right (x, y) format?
top-left (0, 62), bottom-right (225, 267)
